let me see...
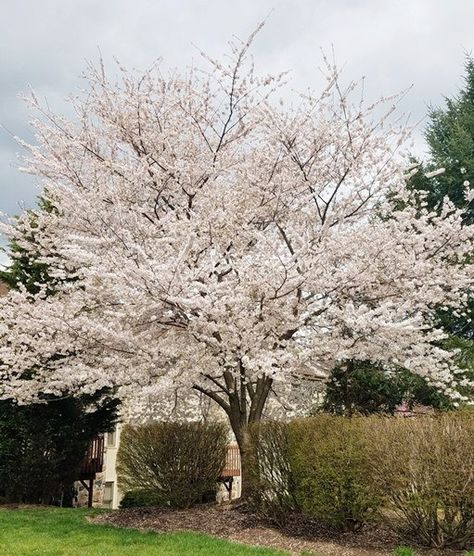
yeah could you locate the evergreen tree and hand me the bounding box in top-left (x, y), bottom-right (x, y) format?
top-left (322, 361), bottom-right (453, 417)
top-left (410, 57), bottom-right (474, 226)
top-left (0, 203), bottom-right (119, 505)
top-left (323, 61), bottom-right (474, 415)
top-left (0, 392), bottom-right (118, 505)
top-left (409, 57), bottom-right (474, 342)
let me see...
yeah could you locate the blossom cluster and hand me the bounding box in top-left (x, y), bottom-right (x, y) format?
top-left (1, 35), bottom-right (473, 415)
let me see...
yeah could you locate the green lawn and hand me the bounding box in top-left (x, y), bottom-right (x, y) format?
top-left (0, 507), bottom-right (287, 556)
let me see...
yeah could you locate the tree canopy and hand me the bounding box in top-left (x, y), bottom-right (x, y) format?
top-left (0, 31), bottom-right (472, 492)
top-left (408, 58), bottom-right (474, 345)
top-left (410, 57), bottom-right (474, 226)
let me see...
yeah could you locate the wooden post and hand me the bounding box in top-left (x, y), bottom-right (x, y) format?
top-left (88, 478), bottom-right (94, 508)
top-left (79, 478), bottom-right (95, 508)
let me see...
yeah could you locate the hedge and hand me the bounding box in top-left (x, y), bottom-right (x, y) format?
top-left (248, 421), bottom-right (299, 524)
top-left (117, 421), bottom-right (228, 508)
top-left (370, 412), bottom-right (474, 549)
top-left (288, 415), bottom-right (381, 531)
top-left (249, 411), bottom-right (474, 549)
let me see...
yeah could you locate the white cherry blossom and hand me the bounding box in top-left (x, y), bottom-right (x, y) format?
top-left (0, 32), bottom-right (472, 491)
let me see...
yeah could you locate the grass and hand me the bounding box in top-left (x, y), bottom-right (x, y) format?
top-left (0, 506), bottom-right (288, 556)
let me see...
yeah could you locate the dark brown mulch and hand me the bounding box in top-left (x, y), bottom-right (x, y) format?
top-left (93, 503), bottom-right (466, 556)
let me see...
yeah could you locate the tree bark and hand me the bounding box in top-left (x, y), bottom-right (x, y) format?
top-left (234, 426), bottom-right (254, 500)
top-left (193, 369), bottom-right (272, 500)
top-left (344, 359), bottom-right (355, 418)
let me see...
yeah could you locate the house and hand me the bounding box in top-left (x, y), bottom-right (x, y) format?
top-left (76, 425), bottom-right (242, 508)
top-left (75, 426), bottom-right (122, 508)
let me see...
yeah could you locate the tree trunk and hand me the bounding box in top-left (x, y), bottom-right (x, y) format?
top-left (193, 370), bottom-right (273, 501)
top-left (344, 359), bottom-right (355, 418)
top-left (230, 419), bottom-right (257, 501)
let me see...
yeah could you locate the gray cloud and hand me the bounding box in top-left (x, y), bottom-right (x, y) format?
top-left (1, 0), bottom-right (474, 218)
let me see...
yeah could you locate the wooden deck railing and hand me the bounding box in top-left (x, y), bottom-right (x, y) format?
top-left (221, 443), bottom-right (241, 477)
top-left (79, 435), bottom-right (105, 479)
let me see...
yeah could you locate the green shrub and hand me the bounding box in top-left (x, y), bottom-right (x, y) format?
top-left (371, 413), bottom-right (474, 549)
top-left (323, 361), bottom-right (452, 416)
top-left (393, 547), bottom-right (415, 556)
top-left (117, 421), bottom-right (228, 509)
top-left (247, 421), bottom-right (299, 524)
top-left (119, 489), bottom-right (166, 508)
top-left (288, 415), bottom-right (382, 531)
top-left (248, 412), bottom-right (474, 546)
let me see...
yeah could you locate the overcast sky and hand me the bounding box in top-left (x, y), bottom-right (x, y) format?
top-left (1, 0), bottom-right (474, 223)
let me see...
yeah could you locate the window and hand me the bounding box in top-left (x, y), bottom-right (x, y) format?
top-left (107, 429), bottom-right (116, 447)
top-left (103, 481), bottom-right (114, 507)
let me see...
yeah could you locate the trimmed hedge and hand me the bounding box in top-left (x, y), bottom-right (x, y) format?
top-left (289, 415), bottom-right (381, 531)
top-left (248, 421), bottom-right (299, 524)
top-left (249, 416), bottom-right (380, 531)
top-left (117, 421), bottom-right (228, 509)
top-left (371, 412), bottom-right (474, 549)
top-left (249, 412), bottom-right (474, 549)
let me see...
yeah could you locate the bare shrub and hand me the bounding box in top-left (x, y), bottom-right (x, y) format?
top-left (371, 412), bottom-right (474, 549)
top-left (117, 421), bottom-right (228, 508)
top-left (248, 421), bottom-right (299, 524)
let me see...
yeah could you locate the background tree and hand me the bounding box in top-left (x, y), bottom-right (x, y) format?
top-left (408, 58), bottom-right (474, 383)
top-left (322, 360), bottom-right (453, 417)
top-left (0, 206), bottom-right (119, 505)
top-left (323, 59), bottom-right (474, 416)
top-left (410, 56), bottom-right (474, 227)
top-left (0, 32), bottom-right (472, 496)
top-left (0, 393), bottom-right (118, 505)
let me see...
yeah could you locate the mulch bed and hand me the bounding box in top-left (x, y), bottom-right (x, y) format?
top-left (93, 503), bottom-right (465, 556)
